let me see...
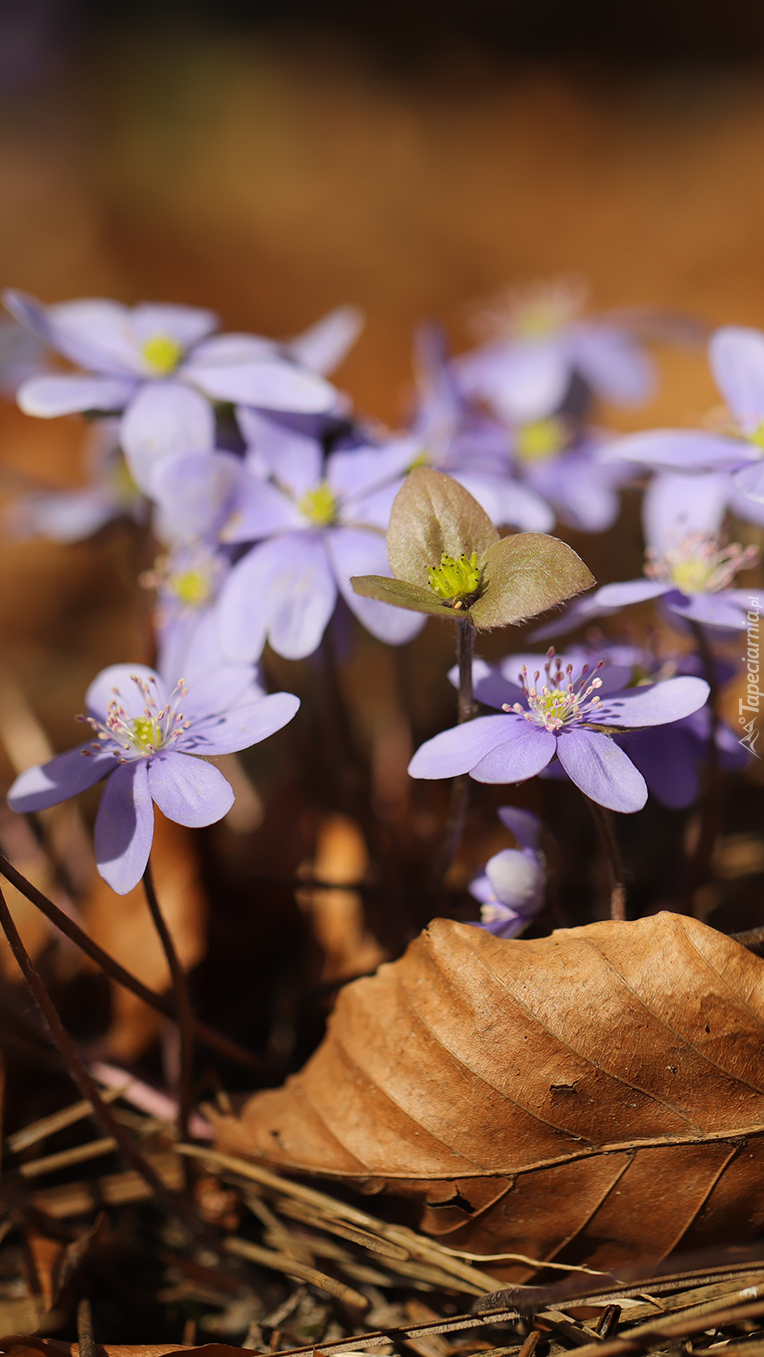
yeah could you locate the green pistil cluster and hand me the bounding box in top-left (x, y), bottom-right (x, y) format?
top-left (299, 482), bottom-right (337, 527)
top-left (427, 551), bottom-right (482, 607)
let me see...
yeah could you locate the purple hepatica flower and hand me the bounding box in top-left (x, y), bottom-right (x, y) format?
top-left (409, 323), bottom-right (554, 532)
top-left (468, 806), bottom-right (545, 939)
top-left (493, 643), bottom-right (746, 810)
top-left (507, 415), bottom-right (634, 534)
top-left (410, 646), bottom-right (709, 812)
top-left (7, 659), bottom-right (299, 895)
top-left (5, 418), bottom-right (145, 543)
top-left (600, 324), bottom-right (764, 507)
top-left (452, 277), bottom-right (655, 425)
top-left (534, 470), bottom-right (758, 641)
top-left (215, 422), bottom-right (426, 660)
top-left (4, 291), bottom-right (339, 494)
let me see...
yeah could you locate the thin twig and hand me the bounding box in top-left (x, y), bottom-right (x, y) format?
top-left (427, 620), bottom-right (475, 899)
top-left (142, 857), bottom-right (194, 1143)
top-left (587, 799), bottom-right (626, 920)
top-left (0, 881), bottom-right (212, 1246)
top-left (0, 851), bottom-right (263, 1072)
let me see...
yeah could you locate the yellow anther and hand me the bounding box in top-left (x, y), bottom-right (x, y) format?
top-left (427, 551), bottom-right (482, 603)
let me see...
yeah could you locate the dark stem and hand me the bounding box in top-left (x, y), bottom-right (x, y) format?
top-left (427, 621), bottom-right (475, 899)
top-left (683, 621), bottom-right (722, 911)
top-left (0, 881), bottom-right (211, 1244)
top-left (0, 851), bottom-right (263, 1073)
top-left (142, 857), bottom-right (194, 1143)
top-left (587, 799), bottom-right (626, 921)
top-left (77, 1298), bottom-right (96, 1357)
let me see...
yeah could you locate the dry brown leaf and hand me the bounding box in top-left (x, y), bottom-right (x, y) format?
top-left (214, 913), bottom-right (764, 1279)
top-left (82, 810), bottom-right (207, 1061)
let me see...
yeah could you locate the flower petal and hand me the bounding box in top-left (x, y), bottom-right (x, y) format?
top-left (556, 728), bottom-right (647, 812)
top-left (218, 533), bottom-right (336, 662)
top-left (643, 470), bottom-right (729, 552)
top-left (408, 713), bottom-right (516, 779)
top-left (17, 374), bottom-right (136, 417)
top-left (732, 461), bottom-right (764, 504)
top-left (709, 325), bottom-right (764, 433)
top-left (572, 324), bottom-right (656, 405)
top-left (596, 675), bottom-right (710, 727)
top-left (287, 305), bottom-right (364, 374)
top-left (4, 292), bottom-right (143, 374)
top-left (456, 342), bottom-right (568, 423)
top-left (185, 348), bottom-right (337, 412)
top-left (470, 725), bottom-right (557, 783)
top-left (221, 476), bottom-right (302, 544)
top-left (151, 450), bottom-right (242, 545)
top-left (593, 578), bottom-right (668, 607)
top-left (94, 759), bottom-right (154, 894)
top-left (183, 691), bottom-right (301, 755)
top-left (328, 528), bottom-right (426, 645)
top-left (121, 381), bottom-right (215, 493)
top-left (485, 847), bottom-right (544, 909)
top-left (130, 303), bottom-right (217, 350)
top-left (8, 744), bottom-right (117, 812)
top-left (86, 664), bottom-right (165, 723)
top-left (599, 428), bottom-right (748, 470)
top-left (666, 591), bottom-right (749, 630)
top-left (148, 751), bottom-right (234, 827)
top-left (623, 727), bottom-right (700, 809)
top-left (497, 805), bottom-right (543, 850)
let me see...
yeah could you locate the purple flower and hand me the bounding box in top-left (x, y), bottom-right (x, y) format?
top-left (507, 416), bottom-right (634, 533)
top-left (214, 422), bottom-right (426, 660)
top-left (4, 291), bottom-right (340, 493)
top-left (452, 277), bottom-right (655, 424)
top-left (468, 807), bottom-right (545, 938)
top-left (7, 658), bottom-right (299, 894)
top-left (5, 418), bottom-right (145, 543)
top-left (479, 644), bottom-right (745, 810)
top-left (534, 471), bottom-right (758, 639)
top-left (600, 325), bottom-right (764, 506)
top-left (410, 646), bottom-right (709, 812)
top-left (409, 324), bottom-right (554, 532)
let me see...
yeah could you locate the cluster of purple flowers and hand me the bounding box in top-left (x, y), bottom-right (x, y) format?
top-left (1, 281), bottom-right (760, 919)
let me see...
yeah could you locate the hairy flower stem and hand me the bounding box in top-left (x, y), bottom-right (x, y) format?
top-left (0, 851), bottom-right (262, 1072)
top-left (428, 621), bottom-right (475, 900)
top-left (683, 621), bottom-right (722, 912)
top-left (0, 881), bottom-right (212, 1244)
top-left (142, 857), bottom-right (194, 1144)
top-left (587, 799), bottom-right (626, 921)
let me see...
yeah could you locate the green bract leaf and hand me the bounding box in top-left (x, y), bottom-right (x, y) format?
top-left (386, 467), bottom-right (498, 587)
top-left (349, 574), bottom-right (457, 617)
top-left (471, 532), bottom-right (596, 627)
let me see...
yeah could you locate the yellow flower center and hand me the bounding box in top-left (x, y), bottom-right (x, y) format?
top-left (141, 334), bottom-right (184, 376)
top-left (299, 482), bottom-right (337, 526)
top-left (515, 417), bottom-right (566, 464)
top-left (170, 568), bottom-right (214, 608)
top-left (130, 716), bottom-right (161, 751)
top-left (669, 557), bottom-right (715, 594)
top-left (750, 421), bottom-right (764, 451)
top-left (427, 551), bottom-right (482, 605)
